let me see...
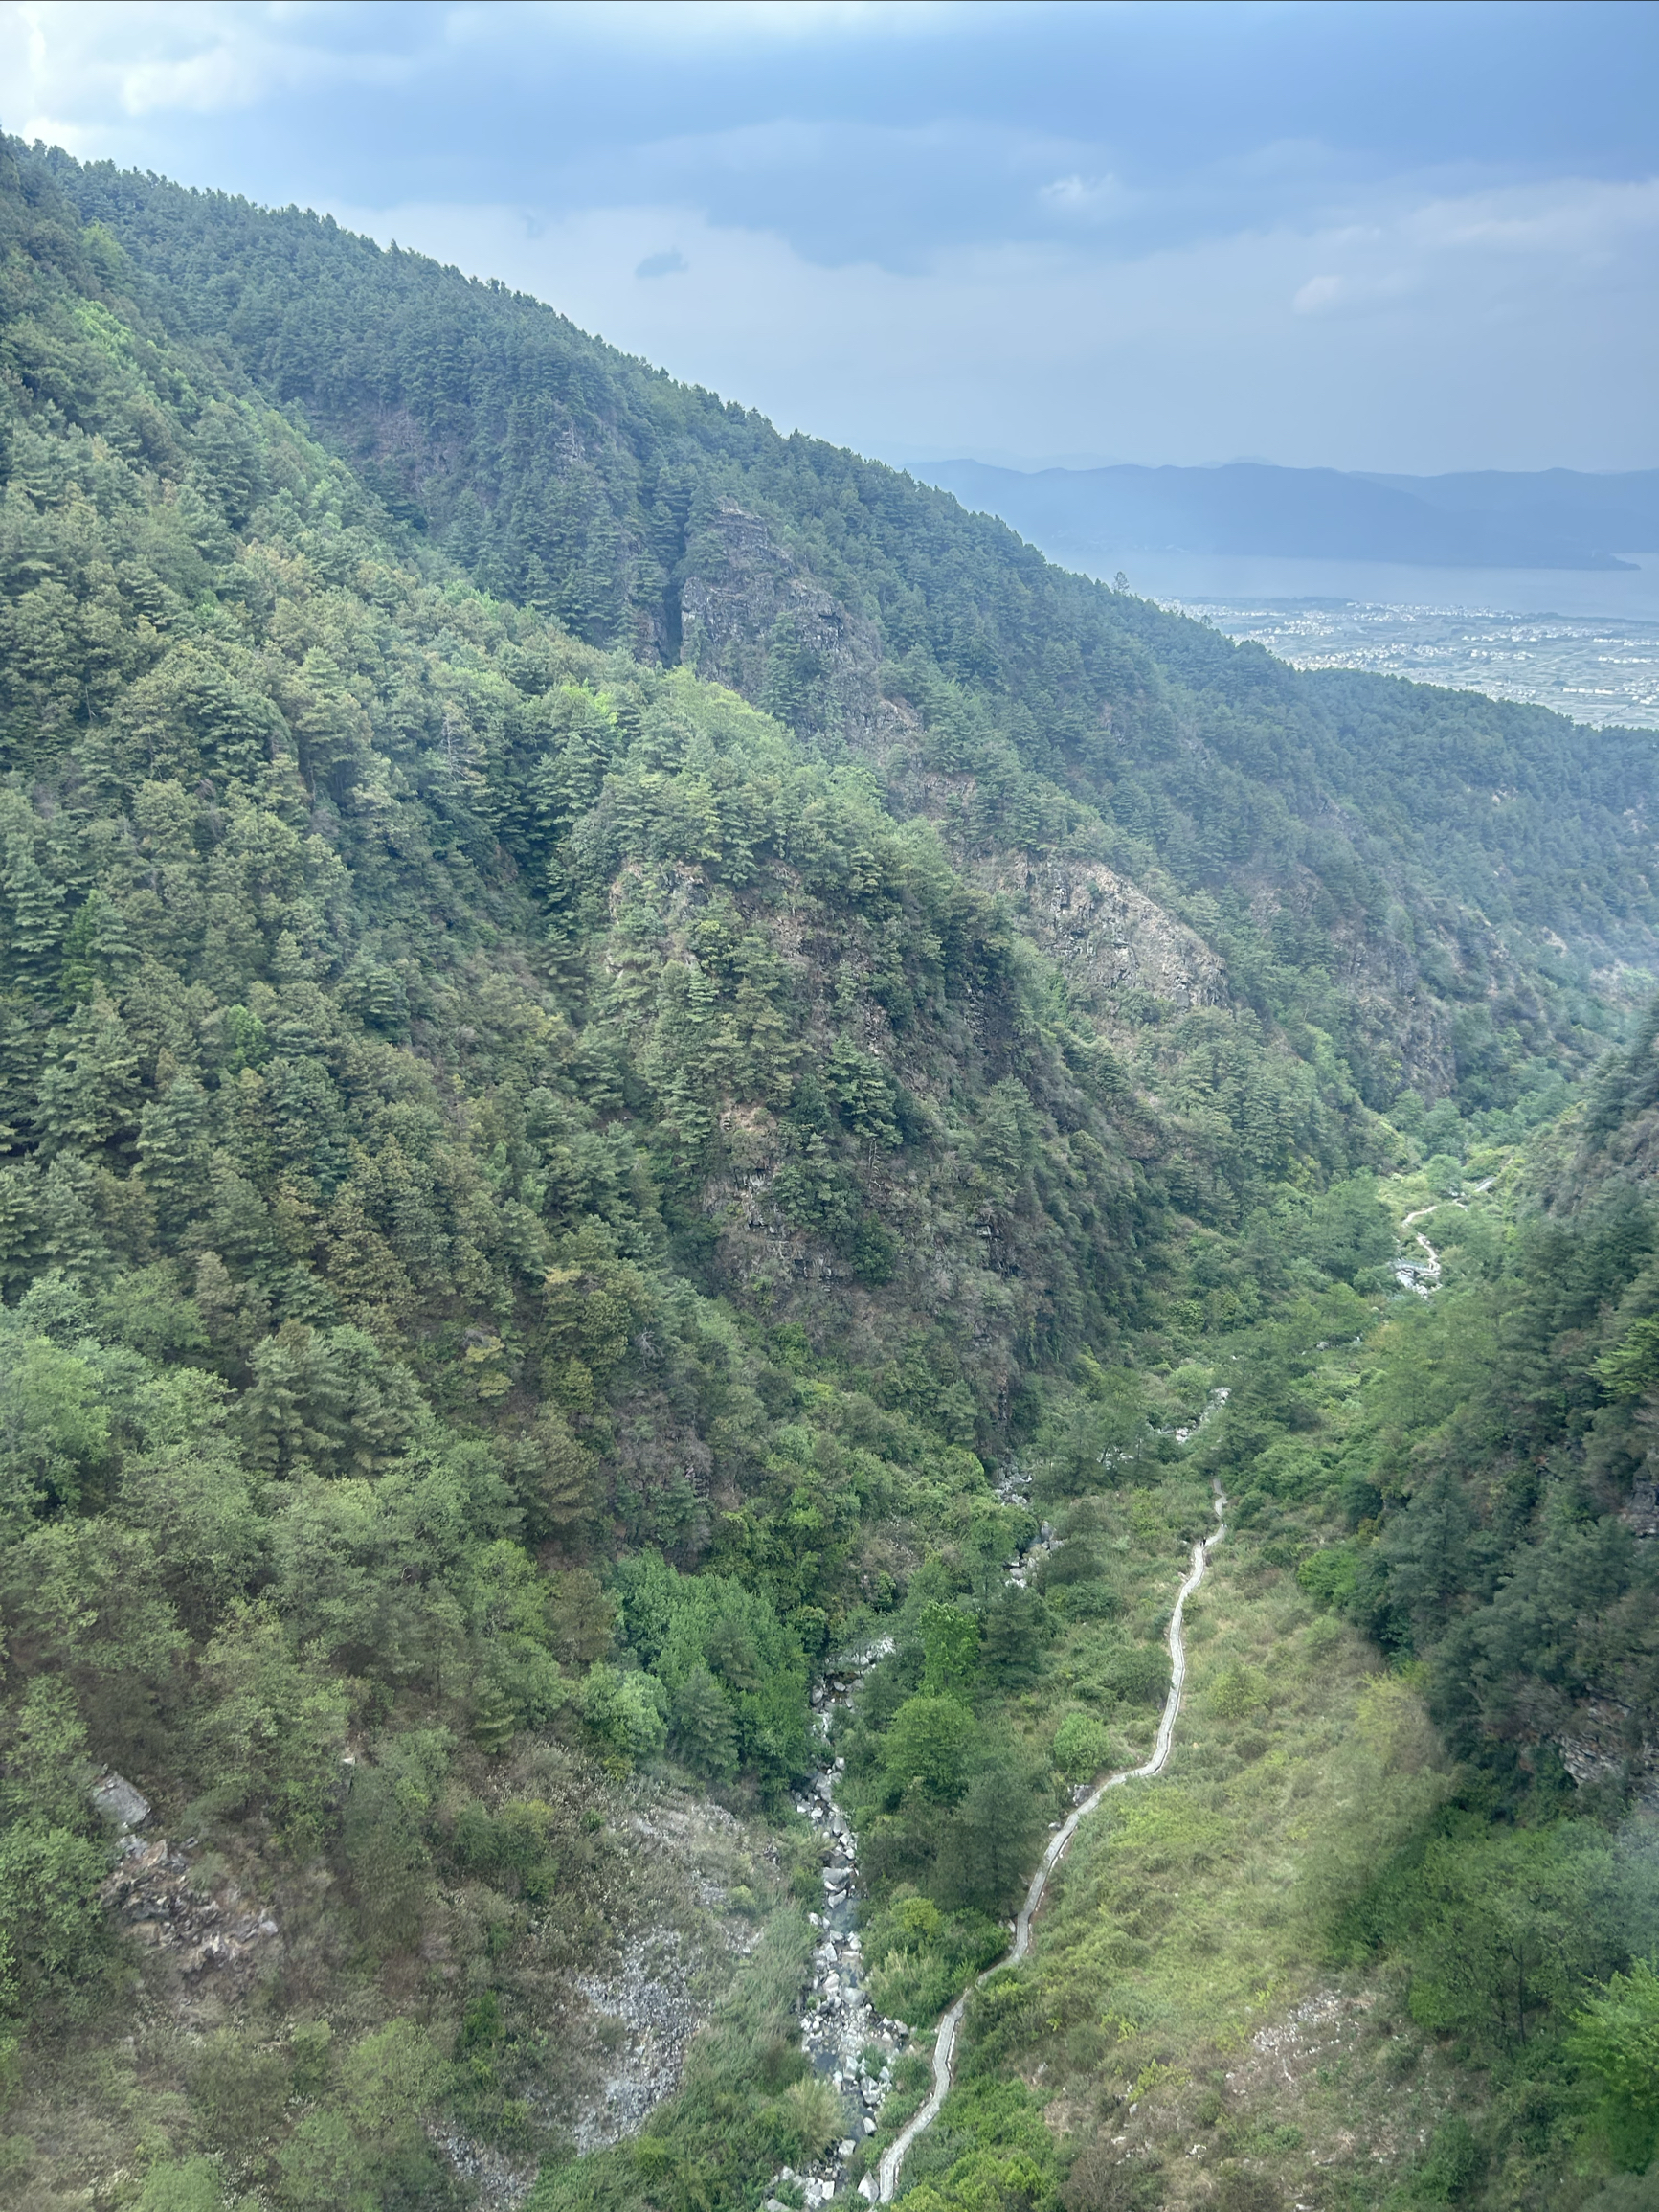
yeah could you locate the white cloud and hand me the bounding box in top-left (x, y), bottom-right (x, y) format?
top-left (0, 0), bottom-right (989, 141)
top-left (1290, 263), bottom-right (1416, 318)
top-left (1038, 172), bottom-right (1135, 225)
top-left (1291, 273), bottom-right (1342, 315)
top-left (1, 0), bottom-right (412, 136)
top-left (1402, 174), bottom-right (1659, 261)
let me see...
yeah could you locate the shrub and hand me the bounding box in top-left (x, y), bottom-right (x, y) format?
top-left (1053, 1712), bottom-right (1112, 1782)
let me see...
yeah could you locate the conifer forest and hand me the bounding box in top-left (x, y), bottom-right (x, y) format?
top-left (2, 135), bottom-right (1659, 2212)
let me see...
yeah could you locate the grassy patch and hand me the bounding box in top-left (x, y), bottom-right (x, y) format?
top-left (900, 1524), bottom-right (1465, 2211)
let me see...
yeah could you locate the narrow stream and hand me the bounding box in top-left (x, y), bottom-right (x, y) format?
top-left (769, 1647), bottom-right (910, 2212)
top-left (1395, 1185), bottom-right (1484, 1297)
top-left (773, 1201), bottom-right (1452, 2204)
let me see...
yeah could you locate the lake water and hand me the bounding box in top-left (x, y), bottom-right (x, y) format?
top-left (1061, 549), bottom-right (1659, 729)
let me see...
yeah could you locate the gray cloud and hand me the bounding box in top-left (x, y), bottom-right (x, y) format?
top-left (3, 0), bottom-right (1656, 471)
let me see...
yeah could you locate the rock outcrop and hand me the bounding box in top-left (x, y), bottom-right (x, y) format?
top-left (977, 856), bottom-right (1225, 1012)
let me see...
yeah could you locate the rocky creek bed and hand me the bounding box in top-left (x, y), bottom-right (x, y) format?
top-left (763, 1642), bottom-right (909, 2212)
top-left (768, 1436), bottom-right (1226, 2210)
top-left (770, 1472), bottom-right (1063, 2211)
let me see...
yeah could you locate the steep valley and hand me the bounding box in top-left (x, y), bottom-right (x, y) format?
top-left (1, 134), bottom-right (1659, 2212)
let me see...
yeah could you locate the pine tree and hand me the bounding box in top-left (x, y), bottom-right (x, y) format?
top-left (0, 1162), bottom-right (39, 1298)
top-left (324, 1182), bottom-right (414, 1333)
top-left (471, 1682), bottom-right (516, 1758)
top-left (35, 988), bottom-right (139, 1156)
top-left (57, 890), bottom-right (133, 1004)
top-left (2, 827), bottom-right (66, 991)
top-left (34, 1154), bottom-right (111, 1282)
top-left (668, 1663), bottom-right (737, 1781)
top-left (136, 1077), bottom-right (212, 1239)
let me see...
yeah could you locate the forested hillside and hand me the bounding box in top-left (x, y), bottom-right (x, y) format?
top-left (4, 133), bottom-right (1659, 2212)
top-left (33, 145), bottom-right (1659, 1125)
top-left (935, 1007), bottom-right (1659, 2212)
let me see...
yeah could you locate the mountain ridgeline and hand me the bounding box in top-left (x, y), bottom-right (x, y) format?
top-left (3, 134), bottom-right (1659, 2212)
top-left (914, 458), bottom-right (1659, 573)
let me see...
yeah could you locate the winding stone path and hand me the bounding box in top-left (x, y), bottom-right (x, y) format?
top-left (870, 1484), bottom-right (1228, 2203)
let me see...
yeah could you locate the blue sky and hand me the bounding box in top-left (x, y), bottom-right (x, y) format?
top-left (5, 0), bottom-right (1657, 473)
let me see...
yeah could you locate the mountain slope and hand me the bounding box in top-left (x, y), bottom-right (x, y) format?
top-left (5, 138), bottom-right (1659, 2212)
top-left (34, 145), bottom-right (1659, 1125)
top-left (0, 138), bottom-right (1187, 2206)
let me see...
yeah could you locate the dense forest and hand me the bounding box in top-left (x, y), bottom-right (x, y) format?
top-left (33, 143), bottom-right (1659, 1124)
top-left (2, 133), bottom-right (1659, 2212)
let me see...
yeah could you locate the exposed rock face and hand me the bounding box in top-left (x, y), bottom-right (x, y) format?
top-left (682, 503), bottom-right (892, 751)
top-left (550, 1794), bottom-right (782, 2157)
top-left (428, 2125), bottom-right (536, 2212)
top-left (1555, 1697), bottom-right (1659, 1808)
top-left (101, 1836), bottom-right (280, 1997)
top-left (977, 856), bottom-right (1225, 1012)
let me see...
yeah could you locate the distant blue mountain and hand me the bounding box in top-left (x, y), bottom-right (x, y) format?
top-left (912, 460), bottom-right (1659, 571)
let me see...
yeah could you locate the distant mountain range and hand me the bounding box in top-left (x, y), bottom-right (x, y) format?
top-left (911, 460), bottom-right (1659, 572)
